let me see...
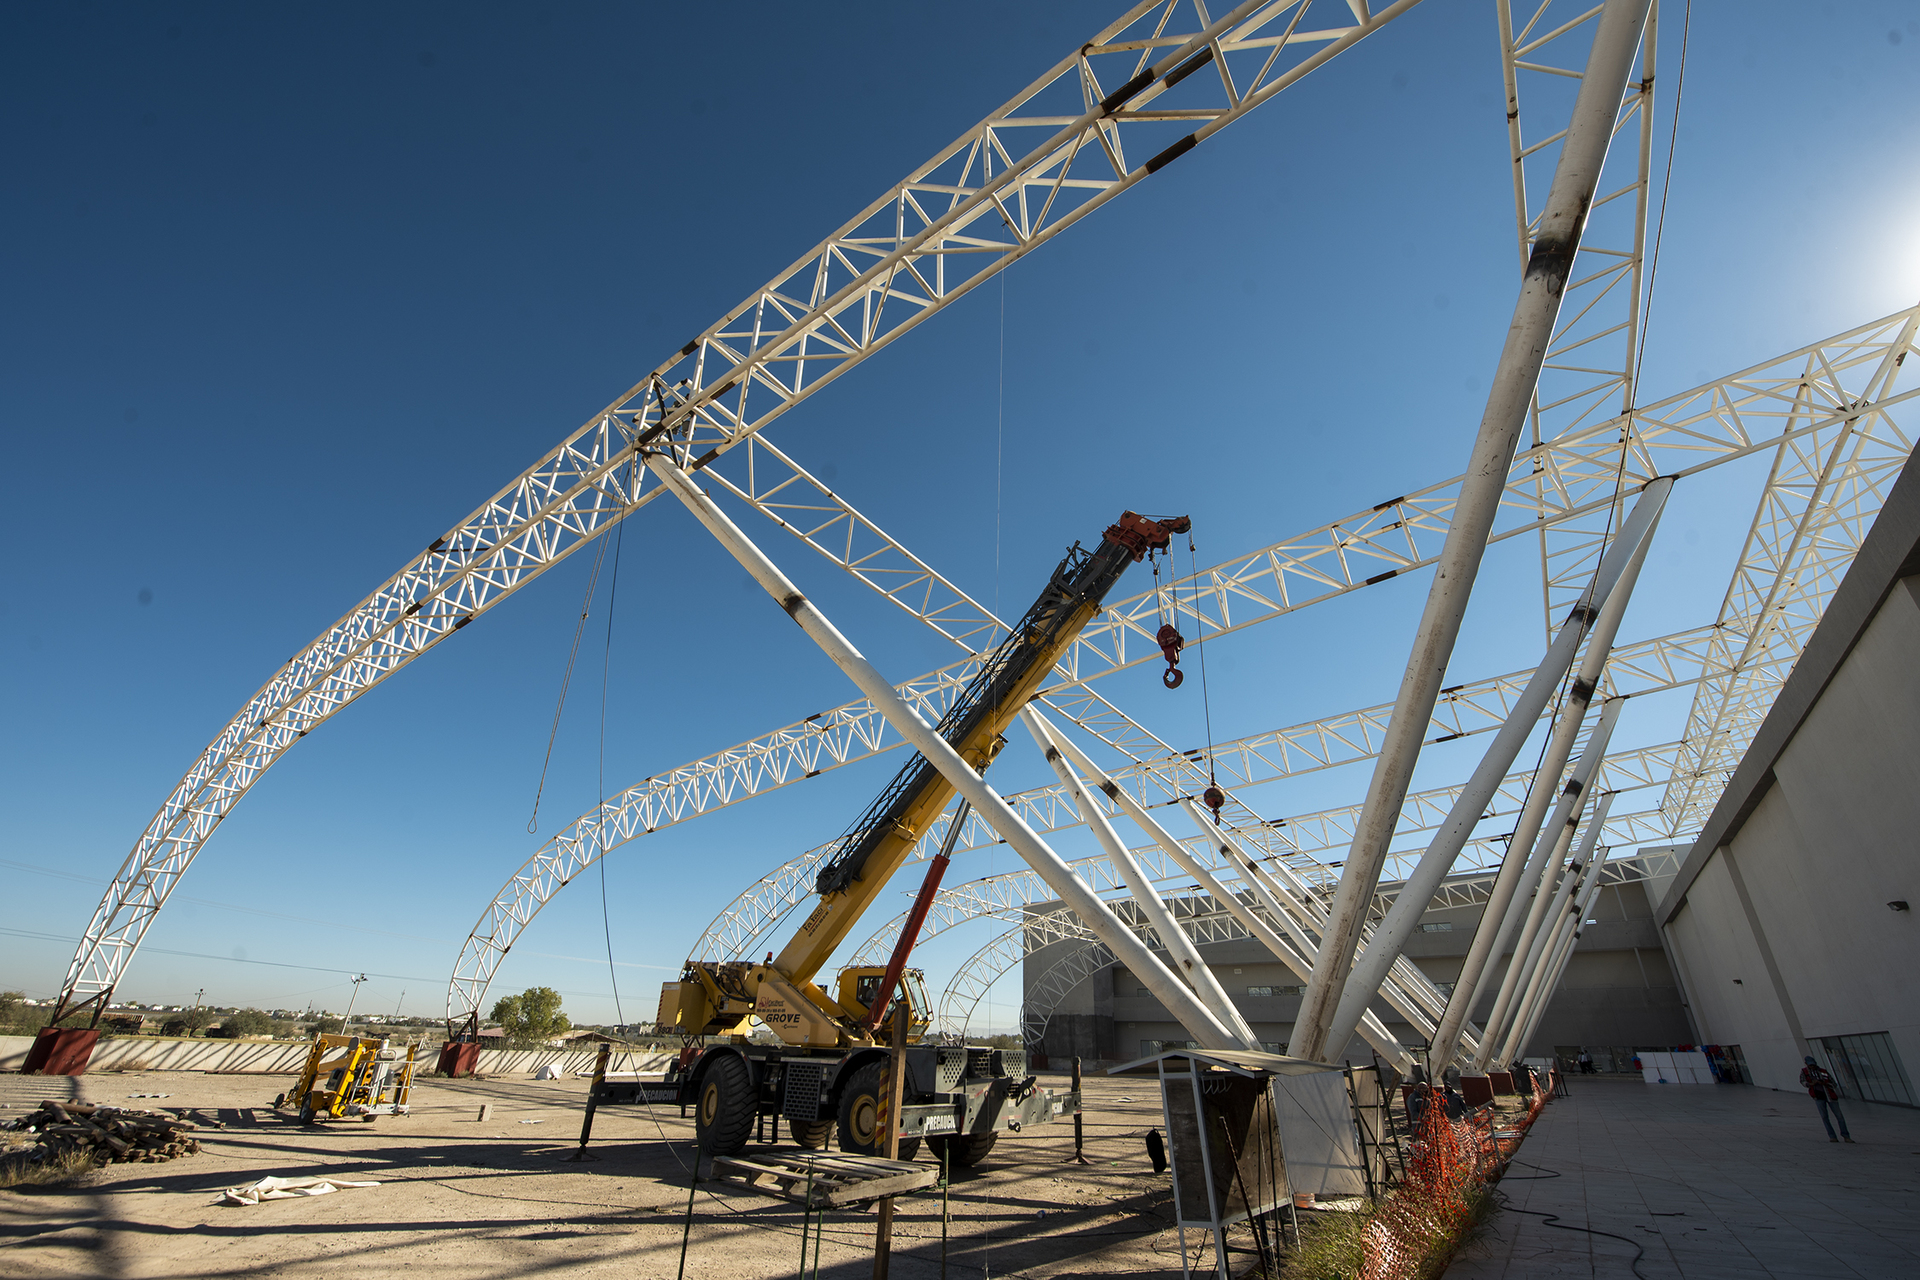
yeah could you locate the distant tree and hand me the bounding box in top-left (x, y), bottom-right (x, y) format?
top-left (309, 1017), bottom-right (345, 1035)
top-left (489, 987), bottom-right (570, 1047)
top-left (222, 1009), bottom-right (275, 1037)
top-left (182, 1006), bottom-right (212, 1034)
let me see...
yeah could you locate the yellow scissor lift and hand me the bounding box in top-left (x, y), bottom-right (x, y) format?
top-left (276, 1034), bottom-right (416, 1124)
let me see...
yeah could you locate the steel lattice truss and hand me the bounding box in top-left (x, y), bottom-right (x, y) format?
top-left (438, 305), bottom-right (1919, 1023)
top-left (938, 847), bottom-right (1678, 1043)
top-left (57, 0), bottom-right (1429, 1019)
top-left (1506, 0), bottom-right (1664, 636)
top-left (1659, 316), bottom-right (1920, 829)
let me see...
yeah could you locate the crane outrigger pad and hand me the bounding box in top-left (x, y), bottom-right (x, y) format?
top-left (708, 1151), bottom-right (936, 1208)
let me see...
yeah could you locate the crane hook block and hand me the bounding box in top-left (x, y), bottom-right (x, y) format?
top-left (1202, 785), bottom-right (1226, 822)
top-left (1156, 624), bottom-right (1185, 689)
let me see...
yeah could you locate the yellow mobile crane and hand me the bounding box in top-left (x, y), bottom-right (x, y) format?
top-left (599, 511), bottom-right (1190, 1166)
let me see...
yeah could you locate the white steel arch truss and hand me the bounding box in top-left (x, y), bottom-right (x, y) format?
top-left (54, 0), bottom-right (1428, 1022)
top-left (440, 307), bottom-right (1920, 1024)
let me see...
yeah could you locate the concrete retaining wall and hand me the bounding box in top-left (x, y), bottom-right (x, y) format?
top-left (0, 1034), bottom-right (675, 1078)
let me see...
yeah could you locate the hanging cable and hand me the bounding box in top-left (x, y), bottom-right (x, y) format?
top-left (1185, 532), bottom-right (1224, 821)
top-left (527, 529), bottom-right (613, 833)
top-left (597, 478), bottom-right (630, 1028)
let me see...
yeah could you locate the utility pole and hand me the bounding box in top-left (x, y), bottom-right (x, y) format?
top-left (394, 990), bottom-right (405, 1019)
top-left (343, 974), bottom-right (368, 1031)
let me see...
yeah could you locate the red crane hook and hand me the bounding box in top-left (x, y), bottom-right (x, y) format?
top-left (1202, 785), bottom-right (1226, 823)
top-left (1156, 624), bottom-right (1185, 689)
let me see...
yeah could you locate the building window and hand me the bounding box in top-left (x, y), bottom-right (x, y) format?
top-left (1137, 987), bottom-right (1149, 997)
top-left (1142, 1039), bottom-right (1200, 1057)
top-left (1420, 922), bottom-right (1453, 932)
top-left (1246, 985), bottom-right (1305, 997)
top-left (1815, 1032), bottom-right (1916, 1107)
top-left (1433, 982), bottom-right (1456, 996)
top-left (1247, 986), bottom-right (1273, 998)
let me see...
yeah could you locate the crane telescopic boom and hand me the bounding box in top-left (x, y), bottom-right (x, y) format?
top-left (666, 511), bottom-right (1190, 1050)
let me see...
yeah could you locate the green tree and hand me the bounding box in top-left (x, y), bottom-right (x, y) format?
top-left (309, 1016), bottom-right (345, 1035)
top-left (182, 1005), bottom-right (211, 1034)
top-left (222, 1009), bottom-right (275, 1037)
top-left (489, 986), bottom-right (570, 1047)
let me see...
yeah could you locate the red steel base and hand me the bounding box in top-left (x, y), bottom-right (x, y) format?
top-left (21, 1027), bottom-right (100, 1076)
top-left (436, 1041), bottom-right (479, 1077)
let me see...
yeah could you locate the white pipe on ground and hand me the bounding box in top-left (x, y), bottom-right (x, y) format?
top-left (642, 452), bottom-right (1240, 1050)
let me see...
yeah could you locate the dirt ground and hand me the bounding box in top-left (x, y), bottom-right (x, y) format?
top-left (0, 1064), bottom-right (1282, 1279)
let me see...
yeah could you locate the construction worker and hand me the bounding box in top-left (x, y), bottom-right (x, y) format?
top-left (1801, 1056), bottom-right (1853, 1143)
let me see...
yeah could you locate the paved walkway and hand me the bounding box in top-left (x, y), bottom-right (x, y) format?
top-left (1449, 1076), bottom-right (1920, 1279)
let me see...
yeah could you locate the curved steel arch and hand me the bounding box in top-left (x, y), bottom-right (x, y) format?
top-left (937, 901), bottom-right (1248, 1039)
top-left (59, 0), bottom-right (1430, 1023)
top-left (438, 305), bottom-right (1920, 1025)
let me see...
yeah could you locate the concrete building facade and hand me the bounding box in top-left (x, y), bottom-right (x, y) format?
top-left (1652, 450), bottom-right (1920, 1103)
top-left (1025, 866), bottom-right (1693, 1069)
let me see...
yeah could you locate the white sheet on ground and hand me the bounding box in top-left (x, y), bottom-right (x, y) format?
top-left (218, 1175), bottom-right (380, 1206)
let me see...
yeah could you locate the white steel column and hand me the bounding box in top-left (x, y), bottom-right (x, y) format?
top-left (1438, 694), bottom-right (1625, 1066)
top-left (1020, 709), bottom-right (1258, 1048)
top-left (1177, 798), bottom-right (1465, 1049)
top-left (1289, 0), bottom-right (1656, 1062)
top-left (1489, 796), bottom-right (1607, 1065)
top-left (1511, 825), bottom-right (1619, 1058)
top-left (1476, 701), bottom-right (1626, 1069)
top-left (641, 451), bottom-right (1240, 1050)
top-left (1319, 479), bottom-right (1671, 1059)
top-left (1431, 493), bottom-right (1661, 1067)
top-left (1036, 723), bottom-right (1412, 1071)
top-left (1499, 791), bottom-right (1618, 1062)
top-left (1455, 696), bottom-right (1623, 1072)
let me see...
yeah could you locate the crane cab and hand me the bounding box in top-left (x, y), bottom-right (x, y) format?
top-left (836, 966), bottom-right (932, 1041)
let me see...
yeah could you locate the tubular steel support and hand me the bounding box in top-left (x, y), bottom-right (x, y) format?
top-left (1499, 790), bottom-right (1618, 1062)
top-left (1288, 0), bottom-right (1656, 1063)
top-left (1456, 695), bottom-right (1624, 1072)
top-left (1432, 489), bottom-right (1661, 1067)
top-left (1039, 726), bottom-right (1411, 1071)
top-left (1436, 694), bottom-right (1624, 1068)
top-left (1319, 478), bottom-right (1671, 1060)
top-left (1022, 709), bottom-right (1257, 1047)
top-left (1481, 775), bottom-right (1605, 1065)
top-left (1511, 820), bottom-right (1619, 1057)
top-left (642, 450), bottom-right (1239, 1050)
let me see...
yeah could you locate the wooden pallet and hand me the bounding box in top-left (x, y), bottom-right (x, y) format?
top-left (708, 1151), bottom-right (937, 1208)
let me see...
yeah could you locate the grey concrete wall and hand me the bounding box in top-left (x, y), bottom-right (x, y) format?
top-left (0, 1034), bottom-right (672, 1078)
top-left (1661, 577), bottom-right (1920, 1093)
top-left (1027, 876), bottom-right (1691, 1065)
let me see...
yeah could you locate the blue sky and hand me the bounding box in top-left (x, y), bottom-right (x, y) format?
top-left (4, 2), bottom-right (1917, 1031)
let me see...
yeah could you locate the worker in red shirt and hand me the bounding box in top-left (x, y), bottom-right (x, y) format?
top-left (1801, 1056), bottom-right (1853, 1143)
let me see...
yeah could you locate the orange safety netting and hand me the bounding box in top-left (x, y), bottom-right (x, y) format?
top-left (1355, 1073), bottom-right (1554, 1280)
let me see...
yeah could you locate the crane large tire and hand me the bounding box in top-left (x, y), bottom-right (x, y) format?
top-left (789, 1118), bottom-right (833, 1150)
top-left (835, 1063), bottom-right (921, 1161)
top-left (927, 1132), bottom-right (998, 1168)
top-left (695, 1054), bottom-right (756, 1156)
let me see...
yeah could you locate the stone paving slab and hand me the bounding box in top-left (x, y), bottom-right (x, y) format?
top-left (1449, 1077), bottom-right (1920, 1279)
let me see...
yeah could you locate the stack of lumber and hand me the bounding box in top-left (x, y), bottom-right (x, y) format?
top-left (13, 1102), bottom-right (201, 1165)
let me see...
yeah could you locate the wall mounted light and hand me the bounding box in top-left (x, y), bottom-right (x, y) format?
top-left (1732, 979), bottom-right (1744, 985)
top-left (1890, 901), bottom-right (1910, 912)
